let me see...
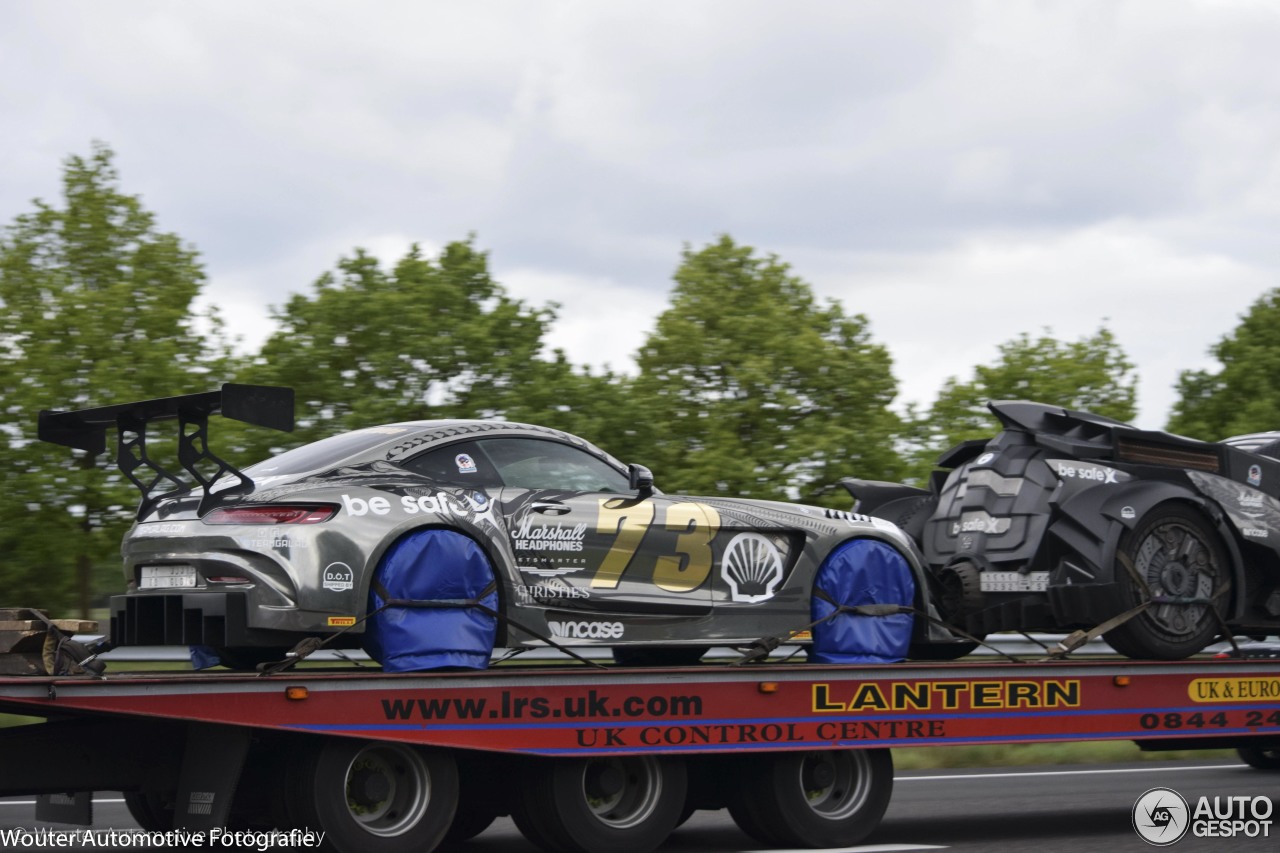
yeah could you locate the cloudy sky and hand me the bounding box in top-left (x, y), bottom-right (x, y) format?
top-left (3, 1), bottom-right (1278, 428)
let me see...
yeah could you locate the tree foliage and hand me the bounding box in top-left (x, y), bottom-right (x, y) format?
top-left (0, 144), bottom-right (223, 614)
top-left (634, 236), bottom-right (901, 503)
top-left (1167, 289), bottom-right (1280, 440)
top-left (906, 327), bottom-right (1138, 479)
top-left (0, 146), bottom-right (1183, 616)
top-left (242, 240), bottom-right (580, 455)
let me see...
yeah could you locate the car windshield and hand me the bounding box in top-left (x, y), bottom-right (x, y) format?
top-left (244, 426), bottom-right (414, 479)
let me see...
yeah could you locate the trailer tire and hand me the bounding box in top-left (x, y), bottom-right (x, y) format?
top-left (444, 807), bottom-right (498, 842)
top-left (1238, 746), bottom-right (1280, 770)
top-left (445, 754), bottom-right (506, 842)
top-left (726, 788), bottom-right (784, 846)
top-left (511, 755), bottom-right (686, 853)
top-left (123, 789), bottom-right (173, 831)
top-left (728, 749), bottom-right (892, 848)
top-left (286, 739), bottom-right (458, 853)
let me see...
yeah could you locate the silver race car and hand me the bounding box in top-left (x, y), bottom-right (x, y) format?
top-left (39, 385), bottom-right (958, 669)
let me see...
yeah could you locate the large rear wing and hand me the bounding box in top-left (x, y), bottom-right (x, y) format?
top-left (38, 384), bottom-right (295, 518)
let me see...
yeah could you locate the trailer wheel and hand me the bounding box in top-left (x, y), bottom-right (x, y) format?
top-left (287, 739), bottom-right (458, 853)
top-left (1106, 506), bottom-right (1231, 660)
top-left (512, 755), bottom-right (687, 853)
top-left (728, 749), bottom-right (892, 848)
top-left (1238, 746), bottom-right (1280, 770)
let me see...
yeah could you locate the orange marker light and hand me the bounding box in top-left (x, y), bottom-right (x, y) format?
top-left (758, 682), bottom-right (780, 694)
top-left (285, 686), bottom-right (309, 701)
top-left (1113, 676), bottom-right (1131, 687)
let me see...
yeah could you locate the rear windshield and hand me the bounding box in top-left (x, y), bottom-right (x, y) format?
top-left (245, 426), bottom-right (413, 478)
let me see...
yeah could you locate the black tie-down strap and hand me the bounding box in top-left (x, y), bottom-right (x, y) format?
top-left (1044, 550), bottom-right (1239, 659)
top-left (731, 587), bottom-right (1015, 666)
top-left (259, 579), bottom-right (606, 675)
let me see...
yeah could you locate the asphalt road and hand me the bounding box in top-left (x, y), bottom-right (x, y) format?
top-left (0, 758), bottom-right (1275, 852)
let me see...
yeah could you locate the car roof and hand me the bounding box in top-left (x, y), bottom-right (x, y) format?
top-left (245, 419), bottom-right (620, 481)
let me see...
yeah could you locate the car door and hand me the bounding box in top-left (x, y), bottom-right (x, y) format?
top-left (478, 437), bottom-right (718, 614)
top-left (505, 489), bottom-right (722, 614)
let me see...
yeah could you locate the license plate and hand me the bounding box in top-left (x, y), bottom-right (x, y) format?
top-left (140, 565), bottom-right (197, 589)
top-left (980, 571), bottom-right (1049, 593)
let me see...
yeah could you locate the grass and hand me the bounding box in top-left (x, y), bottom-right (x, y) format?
top-left (892, 741), bottom-right (1236, 769)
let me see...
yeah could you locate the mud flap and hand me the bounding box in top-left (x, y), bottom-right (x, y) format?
top-left (810, 539), bottom-right (915, 664)
top-left (363, 529), bottom-right (499, 671)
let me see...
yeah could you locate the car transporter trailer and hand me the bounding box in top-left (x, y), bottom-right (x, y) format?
top-left (1, 631), bottom-right (1279, 853)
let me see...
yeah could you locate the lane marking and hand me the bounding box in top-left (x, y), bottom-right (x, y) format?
top-left (745, 847), bottom-right (946, 852)
top-left (0, 798), bottom-right (124, 807)
top-left (897, 763), bottom-right (1240, 782)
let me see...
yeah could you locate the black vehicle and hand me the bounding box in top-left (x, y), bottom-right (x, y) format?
top-left (844, 401), bottom-right (1280, 660)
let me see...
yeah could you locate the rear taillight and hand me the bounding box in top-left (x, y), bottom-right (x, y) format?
top-left (203, 505), bottom-right (336, 525)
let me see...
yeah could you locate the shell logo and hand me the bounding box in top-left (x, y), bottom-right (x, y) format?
top-left (721, 533), bottom-right (784, 603)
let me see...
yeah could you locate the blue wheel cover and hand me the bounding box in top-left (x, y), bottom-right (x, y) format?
top-left (810, 539), bottom-right (915, 664)
top-left (363, 529), bottom-right (499, 671)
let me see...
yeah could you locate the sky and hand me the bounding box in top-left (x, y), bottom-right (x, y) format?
top-left (3, 0), bottom-right (1278, 430)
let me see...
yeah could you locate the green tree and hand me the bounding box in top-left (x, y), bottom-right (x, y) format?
top-left (0, 144), bottom-right (225, 615)
top-left (907, 327), bottom-right (1138, 478)
top-left (1168, 289), bottom-right (1280, 439)
top-left (634, 236), bottom-right (901, 503)
top-left (243, 239), bottom-right (591, 454)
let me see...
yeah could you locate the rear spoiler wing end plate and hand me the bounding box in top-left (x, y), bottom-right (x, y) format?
top-left (38, 384), bottom-right (295, 518)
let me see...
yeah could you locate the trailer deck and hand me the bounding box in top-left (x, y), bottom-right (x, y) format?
top-left (1, 654), bottom-right (1278, 853)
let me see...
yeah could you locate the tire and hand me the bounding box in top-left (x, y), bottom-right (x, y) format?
top-left (909, 639), bottom-right (982, 661)
top-left (443, 806), bottom-right (498, 843)
top-left (511, 755), bottom-right (687, 853)
top-left (1238, 746), bottom-right (1280, 770)
top-left (124, 789), bottom-right (174, 831)
top-left (728, 749), bottom-right (893, 848)
top-left (726, 784), bottom-right (785, 846)
top-left (444, 754), bottom-right (507, 843)
top-left (867, 493), bottom-right (937, 544)
top-left (212, 647), bottom-right (290, 671)
top-left (285, 739), bottom-right (458, 853)
top-left (611, 646), bottom-right (707, 667)
top-left (1105, 505), bottom-right (1231, 660)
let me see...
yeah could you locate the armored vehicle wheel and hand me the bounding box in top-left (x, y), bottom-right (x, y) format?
top-left (1106, 505), bottom-right (1231, 660)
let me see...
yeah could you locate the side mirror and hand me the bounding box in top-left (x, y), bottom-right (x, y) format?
top-left (627, 464), bottom-right (655, 499)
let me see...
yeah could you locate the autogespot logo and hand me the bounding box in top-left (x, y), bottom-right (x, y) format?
top-left (1133, 787), bottom-right (1190, 846)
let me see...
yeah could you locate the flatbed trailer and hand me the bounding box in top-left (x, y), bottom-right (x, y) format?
top-left (2, 655), bottom-right (1279, 852)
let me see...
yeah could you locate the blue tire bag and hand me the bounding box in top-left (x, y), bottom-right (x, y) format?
top-left (810, 538), bottom-right (915, 664)
top-left (362, 529), bottom-right (499, 671)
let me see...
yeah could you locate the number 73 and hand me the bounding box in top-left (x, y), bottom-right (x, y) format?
top-left (592, 499), bottom-right (721, 593)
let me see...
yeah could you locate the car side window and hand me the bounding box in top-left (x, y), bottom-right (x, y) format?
top-left (477, 438), bottom-right (631, 493)
top-left (401, 440), bottom-right (503, 486)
